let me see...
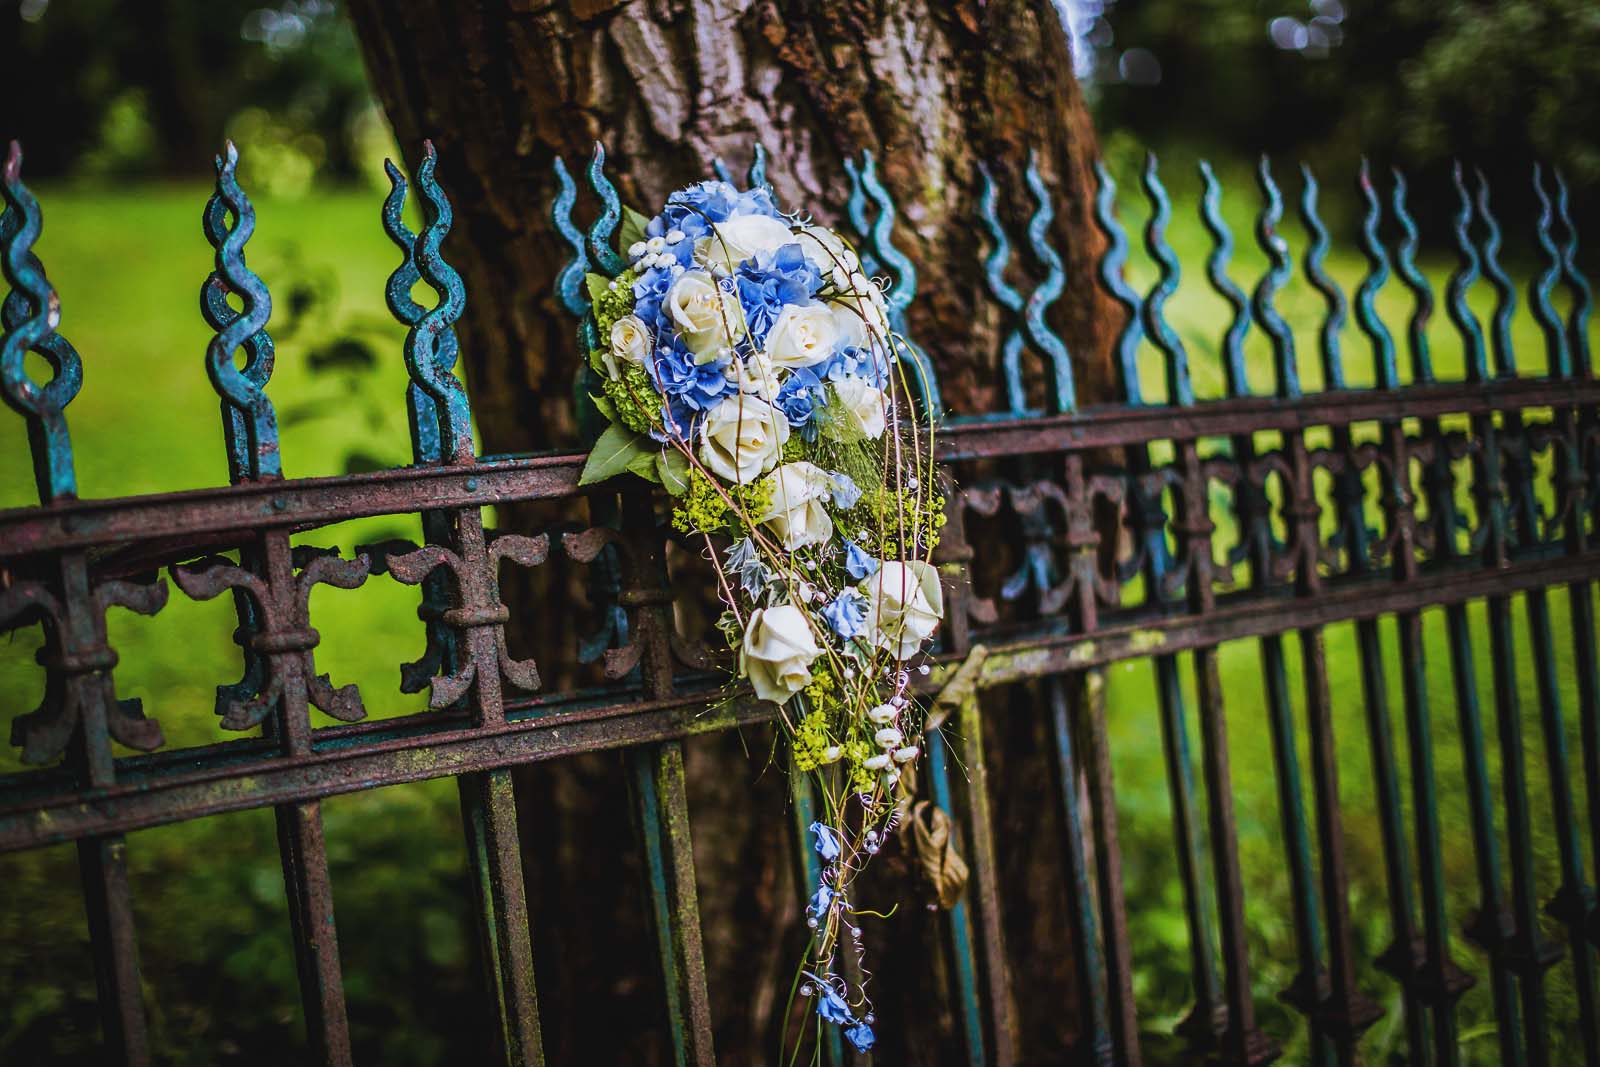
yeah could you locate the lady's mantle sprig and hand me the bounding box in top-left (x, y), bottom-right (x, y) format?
top-left (576, 170), bottom-right (943, 1053)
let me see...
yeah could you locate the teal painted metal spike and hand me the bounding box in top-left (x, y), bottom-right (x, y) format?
top-left (1251, 157), bottom-right (1300, 399)
top-left (1473, 168), bottom-right (1517, 377)
top-left (0, 140), bottom-right (82, 503)
top-left (1553, 169), bottom-right (1594, 377)
top-left (840, 157), bottom-right (881, 277)
top-left (382, 158), bottom-right (448, 467)
top-left (1529, 165), bottom-right (1572, 378)
top-left (551, 157), bottom-right (591, 318)
top-left (585, 142), bottom-right (626, 278)
top-left (977, 164), bottom-right (1029, 414)
top-left (1298, 162), bottom-right (1348, 390)
top-left (200, 140), bottom-right (282, 482)
top-left (856, 150), bottom-right (943, 416)
top-left (1140, 153), bottom-right (1192, 407)
top-left (747, 142), bottom-right (770, 193)
top-left (1091, 161), bottom-right (1144, 407)
top-left (1445, 162), bottom-right (1490, 383)
top-left (1354, 159), bottom-right (1399, 389)
top-left (1198, 160), bottom-right (1251, 399)
top-left (711, 157), bottom-right (735, 184)
top-left (1390, 168), bottom-right (1436, 384)
top-left (1022, 152), bottom-right (1076, 413)
top-left (403, 141), bottom-right (475, 466)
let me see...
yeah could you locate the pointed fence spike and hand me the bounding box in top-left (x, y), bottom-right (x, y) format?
top-left (977, 164), bottom-right (1029, 415)
top-left (585, 142), bottom-right (626, 277)
top-left (0, 140), bottom-right (82, 502)
top-left (551, 156), bottom-right (591, 318)
top-left (1198, 159), bottom-right (1251, 398)
top-left (1445, 161), bottom-right (1490, 382)
top-left (1529, 165), bottom-right (1572, 378)
top-left (1553, 168), bottom-right (1594, 376)
top-left (1140, 152), bottom-right (1192, 406)
top-left (1251, 157), bottom-right (1299, 398)
top-left (1354, 158), bottom-right (1399, 388)
top-left (1092, 161), bottom-right (1144, 406)
top-left (1472, 168), bottom-right (1517, 377)
top-left (1389, 167), bottom-right (1435, 384)
top-left (1022, 152), bottom-right (1076, 413)
top-left (1298, 161), bottom-right (1348, 390)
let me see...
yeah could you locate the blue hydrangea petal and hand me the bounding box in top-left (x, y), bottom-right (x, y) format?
top-left (844, 541), bottom-right (879, 581)
top-left (809, 821), bottom-right (842, 862)
top-left (844, 1022), bottom-right (875, 1052)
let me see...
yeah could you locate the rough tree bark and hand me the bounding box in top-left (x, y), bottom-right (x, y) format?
top-left (348, 1), bottom-right (1119, 1061)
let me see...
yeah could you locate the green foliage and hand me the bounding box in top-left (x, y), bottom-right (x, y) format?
top-left (672, 467), bottom-right (730, 534)
top-left (599, 364), bottom-right (661, 435)
top-left (578, 423), bottom-right (648, 486)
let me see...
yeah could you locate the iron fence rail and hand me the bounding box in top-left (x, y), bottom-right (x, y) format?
top-left (2, 133), bottom-right (1598, 1067)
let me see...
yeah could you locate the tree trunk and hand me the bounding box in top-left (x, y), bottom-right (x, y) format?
top-left (348, 1), bottom-right (1119, 1061)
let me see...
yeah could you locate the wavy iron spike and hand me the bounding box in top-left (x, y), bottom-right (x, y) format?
top-left (551, 156), bottom-right (592, 319)
top-left (1091, 161), bottom-right (1144, 406)
top-left (402, 140), bottom-right (475, 465)
top-left (978, 164), bottom-right (1029, 414)
top-left (711, 157), bottom-right (735, 184)
top-left (381, 159), bottom-right (425, 326)
top-left (0, 140), bottom-right (83, 503)
top-left (1354, 159), bottom-right (1399, 388)
top-left (1529, 165), bottom-right (1572, 378)
top-left (857, 150), bottom-right (942, 415)
top-left (1198, 160), bottom-right (1251, 398)
top-left (1140, 152), bottom-right (1192, 407)
top-left (841, 157), bottom-right (881, 277)
top-left (1298, 162), bottom-right (1348, 390)
top-left (1553, 168), bottom-right (1594, 376)
top-left (585, 142), bottom-right (626, 277)
top-left (1445, 161), bottom-right (1490, 382)
top-left (1021, 151), bottom-right (1076, 413)
top-left (1251, 156), bottom-right (1300, 398)
top-left (1390, 168), bottom-right (1435, 383)
top-left (747, 142), bottom-right (770, 192)
top-left (1473, 167), bottom-right (1517, 377)
top-left (201, 140), bottom-right (282, 482)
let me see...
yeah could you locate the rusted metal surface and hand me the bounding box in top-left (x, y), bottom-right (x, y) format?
top-left (3, 138), bottom-right (1600, 1065)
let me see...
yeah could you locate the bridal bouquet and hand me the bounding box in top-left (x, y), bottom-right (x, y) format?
top-left (577, 175), bottom-right (943, 1052)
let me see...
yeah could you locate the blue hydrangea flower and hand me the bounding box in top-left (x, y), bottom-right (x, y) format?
top-left (843, 540), bottom-right (879, 581)
top-left (652, 180), bottom-right (740, 240)
top-left (810, 822), bottom-right (842, 862)
top-left (814, 984), bottom-right (852, 1026)
top-left (807, 882), bottom-right (834, 919)
top-left (731, 185), bottom-right (781, 219)
top-left (827, 471), bottom-right (862, 510)
top-left (823, 588), bottom-right (868, 641)
top-left (814, 343), bottom-right (891, 388)
top-left (775, 366), bottom-right (827, 437)
top-left (654, 338), bottom-right (732, 414)
top-left (844, 1022), bottom-right (875, 1052)
top-left (632, 266), bottom-right (675, 326)
top-left (736, 244), bottom-right (822, 343)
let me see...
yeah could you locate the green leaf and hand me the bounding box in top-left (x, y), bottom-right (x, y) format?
top-left (627, 447), bottom-right (661, 483)
top-left (589, 393), bottom-right (617, 423)
top-left (584, 272), bottom-right (613, 305)
top-left (656, 448), bottom-right (691, 495)
top-left (619, 206), bottom-right (652, 253)
top-left (578, 423), bottom-right (646, 486)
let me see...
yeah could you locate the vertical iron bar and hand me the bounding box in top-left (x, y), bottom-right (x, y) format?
top-left (926, 722), bottom-right (987, 1067)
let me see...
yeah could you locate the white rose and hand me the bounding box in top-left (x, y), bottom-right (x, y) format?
top-left (755, 461), bottom-right (835, 550)
top-left (666, 270), bottom-right (746, 361)
top-left (698, 393), bottom-right (789, 483)
top-left (830, 275), bottom-right (889, 337)
top-left (826, 376), bottom-right (887, 441)
top-left (765, 303), bottom-right (840, 370)
top-left (740, 603), bottom-right (822, 703)
top-left (725, 351), bottom-right (784, 400)
top-left (696, 214), bottom-right (796, 272)
top-left (859, 560), bottom-right (944, 659)
top-left (603, 314), bottom-right (652, 379)
top-left (794, 224), bottom-right (859, 274)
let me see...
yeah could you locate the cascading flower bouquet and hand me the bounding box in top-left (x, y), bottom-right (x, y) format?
top-left (577, 174), bottom-right (944, 1052)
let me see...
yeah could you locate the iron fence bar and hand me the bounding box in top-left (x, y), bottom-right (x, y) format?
top-left (930, 475), bottom-right (991, 1067)
top-left (786, 764), bottom-right (846, 1066)
top-left (1130, 157), bottom-right (1228, 1058)
top-left (1244, 159), bottom-right (1334, 1067)
top-left (1192, 159), bottom-right (1281, 1067)
top-left (954, 685), bottom-right (1019, 1065)
top-left (1, 142), bottom-right (158, 1065)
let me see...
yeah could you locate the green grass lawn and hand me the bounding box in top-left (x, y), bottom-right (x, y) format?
top-left (0, 168), bottom-right (1595, 1063)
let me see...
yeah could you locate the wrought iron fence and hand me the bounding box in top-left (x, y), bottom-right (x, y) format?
top-left (1, 129), bottom-right (1597, 1067)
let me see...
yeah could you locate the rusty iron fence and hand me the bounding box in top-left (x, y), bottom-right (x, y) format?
top-left (2, 131), bottom-right (1599, 1067)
